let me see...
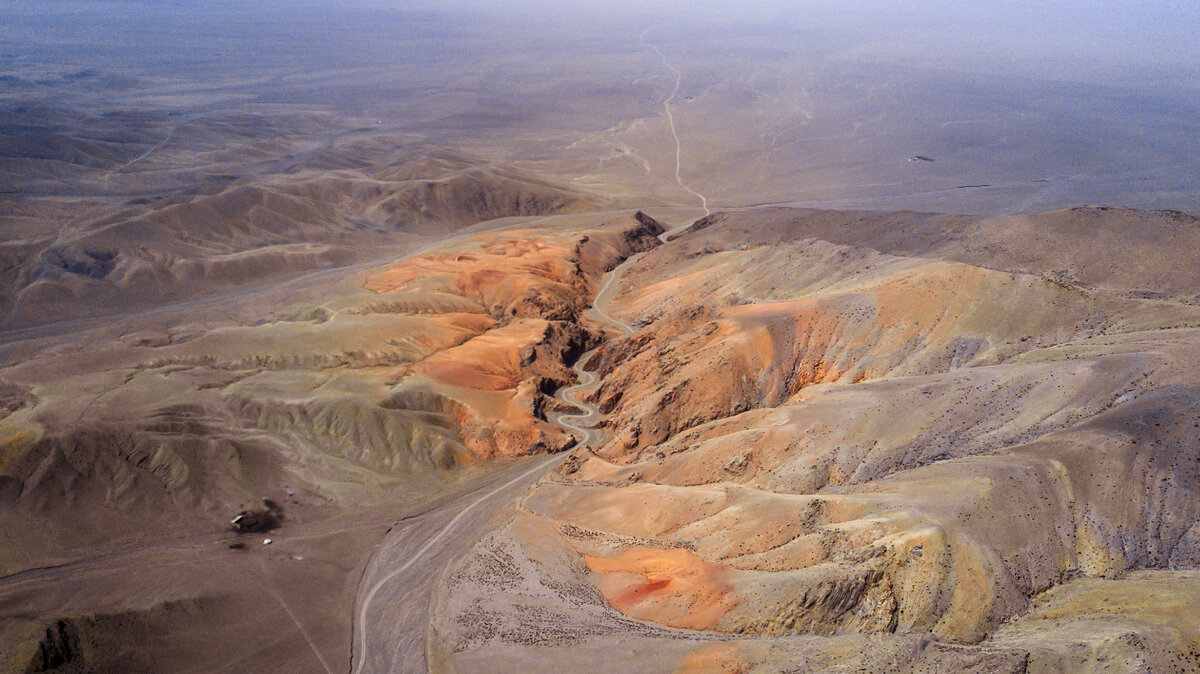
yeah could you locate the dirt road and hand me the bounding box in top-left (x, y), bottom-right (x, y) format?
top-left (347, 228), bottom-right (685, 672)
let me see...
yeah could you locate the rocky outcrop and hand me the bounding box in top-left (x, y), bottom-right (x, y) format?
top-left (452, 207), bottom-right (1200, 668)
top-left (26, 619), bottom-right (90, 673)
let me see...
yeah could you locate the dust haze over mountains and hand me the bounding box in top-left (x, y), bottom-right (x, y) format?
top-left (3, 1), bottom-right (1200, 672)
top-left (2, 0), bottom-right (1196, 334)
top-left (5, 0), bottom-right (1199, 208)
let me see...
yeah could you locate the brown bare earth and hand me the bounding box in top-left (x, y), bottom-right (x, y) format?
top-left (4, 3), bottom-right (1200, 672)
top-left (5, 200), bottom-right (1200, 672)
top-left (430, 206), bottom-right (1200, 673)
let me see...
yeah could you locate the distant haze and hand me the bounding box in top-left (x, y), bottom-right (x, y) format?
top-left (5, 1), bottom-right (1199, 88)
top-left (2, 0), bottom-right (1198, 213)
top-left (442, 0), bottom-right (1200, 87)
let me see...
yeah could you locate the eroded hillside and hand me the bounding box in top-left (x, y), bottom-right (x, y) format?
top-left (3, 203), bottom-right (1199, 673)
top-left (432, 206), bottom-right (1200, 672)
top-left (0, 209), bottom-right (669, 671)
top-left (1, 105), bottom-right (599, 332)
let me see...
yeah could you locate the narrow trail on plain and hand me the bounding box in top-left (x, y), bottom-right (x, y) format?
top-left (641, 26), bottom-right (711, 218)
top-left (259, 558), bottom-right (336, 674)
top-left (101, 124), bottom-right (180, 185)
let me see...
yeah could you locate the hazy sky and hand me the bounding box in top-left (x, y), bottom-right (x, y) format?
top-left (4, 0), bottom-right (1198, 90)
top-left (431, 0), bottom-right (1200, 88)
top-left (1, 0), bottom-right (1197, 214)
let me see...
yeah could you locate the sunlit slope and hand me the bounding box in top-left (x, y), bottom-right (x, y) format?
top-left (0, 212), bottom-right (662, 578)
top-left (1, 113), bottom-right (598, 332)
top-left (434, 206), bottom-right (1200, 671)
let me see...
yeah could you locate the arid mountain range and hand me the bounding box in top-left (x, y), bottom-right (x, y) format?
top-left (3, 2), bottom-right (1200, 672)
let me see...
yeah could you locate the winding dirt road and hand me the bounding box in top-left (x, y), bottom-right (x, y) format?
top-left (348, 453), bottom-right (565, 674)
top-left (348, 29), bottom-right (710, 671)
top-left (347, 214), bottom-right (701, 673)
top-left (349, 253), bottom-right (647, 673)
